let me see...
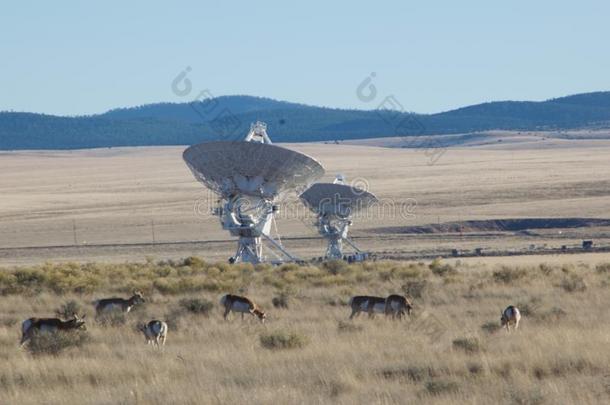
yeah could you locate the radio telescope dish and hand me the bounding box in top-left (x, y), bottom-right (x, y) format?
top-left (184, 121), bottom-right (325, 264)
top-left (300, 175), bottom-right (378, 260)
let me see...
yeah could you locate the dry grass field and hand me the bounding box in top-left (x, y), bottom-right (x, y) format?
top-left (1, 139), bottom-right (610, 403)
top-left (1, 258), bottom-right (609, 404)
top-left (1, 138), bottom-right (609, 265)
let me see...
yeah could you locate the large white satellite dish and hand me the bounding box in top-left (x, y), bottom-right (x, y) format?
top-left (300, 175), bottom-right (377, 260)
top-left (184, 121), bottom-right (325, 263)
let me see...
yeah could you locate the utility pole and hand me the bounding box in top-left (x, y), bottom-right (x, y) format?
top-left (72, 219), bottom-right (78, 245)
top-left (151, 219), bottom-right (156, 245)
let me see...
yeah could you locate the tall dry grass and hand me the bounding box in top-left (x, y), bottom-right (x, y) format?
top-left (0, 258), bottom-right (609, 404)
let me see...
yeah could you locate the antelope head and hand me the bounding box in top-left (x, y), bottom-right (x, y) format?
top-left (70, 313), bottom-right (87, 330)
top-left (132, 290), bottom-right (146, 304)
top-left (253, 308), bottom-right (266, 323)
top-left (500, 312), bottom-right (508, 326)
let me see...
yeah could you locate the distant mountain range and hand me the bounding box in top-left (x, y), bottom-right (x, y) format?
top-left (2, 92), bottom-right (610, 150)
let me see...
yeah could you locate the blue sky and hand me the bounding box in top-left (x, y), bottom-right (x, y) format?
top-left (1, 0), bottom-right (609, 115)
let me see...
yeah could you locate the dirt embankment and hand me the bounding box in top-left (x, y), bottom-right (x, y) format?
top-left (375, 218), bottom-right (610, 234)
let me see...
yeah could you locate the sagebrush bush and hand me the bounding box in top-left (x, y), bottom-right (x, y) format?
top-left (402, 280), bottom-right (427, 299)
top-left (272, 292), bottom-right (289, 309)
top-left (0, 260), bottom-right (409, 296)
top-left (516, 297), bottom-right (542, 317)
top-left (182, 256), bottom-right (206, 268)
top-left (26, 330), bottom-right (89, 356)
top-left (337, 321), bottom-right (363, 334)
top-left (560, 274), bottom-right (586, 293)
top-left (179, 298), bottom-right (214, 316)
top-left (1, 317), bottom-right (18, 327)
top-left (540, 306), bottom-right (567, 322)
top-left (425, 379), bottom-right (460, 396)
top-left (55, 300), bottom-right (83, 320)
top-left (379, 366), bottom-right (435, 382)
top-left (596, 263), bottom-right (610, 273)
top-left (260, 330), bottom-right (308, 350)
top-left (96, 311), bottom-right (127, 327)
top-left (452, 337), bottom-right (481, 354)
top-left (429, 259), bottom-right (457, 277)
top-left (481, 321), bottom-right (501, 334)
top-left (322, 260), bottom-right (351, 275)
top-left (493, 266), bottom-right (528, 284)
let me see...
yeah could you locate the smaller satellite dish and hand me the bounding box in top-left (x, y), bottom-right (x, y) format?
top-left (300, 182), bottom-right (377, 218)
top-left (300, 176), bottom-right (378, 260)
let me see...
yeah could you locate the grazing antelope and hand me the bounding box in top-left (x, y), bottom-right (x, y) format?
top-left (501, 305), bottom-right (521, 332)
top-left (385, 294), bottom-right (413, 320)
top-left (139, 320), bottom-right (168, 347)
top-left (349, 296), bottom-right (386, 319)
top-left (94, 290), bottom-right (145, 317)
top-left (20, 314), bottom-right (86, 346)
top-left (220, 294), bottom-right (266, 323)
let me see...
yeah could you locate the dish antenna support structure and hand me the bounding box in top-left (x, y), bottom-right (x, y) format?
top-left (300, 175), bottom-right (378, 260)
top-left (183, 121), bottom-right (324, 264)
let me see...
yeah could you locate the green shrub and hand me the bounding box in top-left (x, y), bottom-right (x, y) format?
top-left (179, 298), bottom-right (214, 315)
top-left (538, 263), bottom-right (554, 276)
top-left (1, 317), bottom-right (18, 327)
top-left (26, 330), bottom-right (89, 356)
top-left (595, 263), bottom-right (610, 273)
top-left (540, 306), bottom-right (567, 321)
top-left (515, 299), bottom-right (541, 317)
top-left (96, 311), bottom-right (127, 327)
top-left (425, 379), bottom-right (460, 396)
top-left (481, 321), bottom-right (501, 334)
top-left (260, 330), bottom-right (308, 350)
top-left (510, 388), bottom-right (546, 405)
top-left (493, 266), bottom-right (528, 284)
top-left (452, 337), bottom-right (481, 354)
top-left (183, 256), bottom-right (206, 268)
top-left (272, 292), bottom-right (289, 309)
top-left (322, 260), bottom-right (350, 275)
top-left (379, 366), bottom-right (435, 382)
top-left (467, 362), bottom-right (484, 376)
top-left (337, 321), bottom-right (363, 334)
top-left (560, 274), bottom-right (586, 293)
top-left (429, 259), bottom-right (456, 277)
top-left (402, 280), bottom-right (427, 298)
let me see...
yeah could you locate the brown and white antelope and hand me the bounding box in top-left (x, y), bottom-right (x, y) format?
top-left (220, 294), bottom-right (266, 323)
top-left (501, 305), bottom-right (521, 332)
top-left (139, 320), bottom-right (168, 347)
top-left (20, 314), bottom-right (87, 346)
top-left (93, 290), bottom-right (145, 317)
top-left (349, 296), bottom-right (386, 319)
top-left (385, 294), bottom-right (413, 320)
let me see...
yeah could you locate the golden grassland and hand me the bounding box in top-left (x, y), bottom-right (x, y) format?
top-left (1, 258), bottom-right (609, 404)
top-left (1, 142), bottom-right (610, 265)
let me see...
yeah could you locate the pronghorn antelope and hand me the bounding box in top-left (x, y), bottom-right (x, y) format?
top-left (501, 305), bottom-right (521, 332)
top-left (349, 296), bottom-right (386, 319)
top-left (384, 294), bottom-right (413, 320)
top-left (220, 294), bottom-right (266, 323)
top-left (93, 290), bottom-right (145, 317)
top-left (20, 314), bottom-right (86, 346)
top-left (139, 320), bottom-right (168, 347)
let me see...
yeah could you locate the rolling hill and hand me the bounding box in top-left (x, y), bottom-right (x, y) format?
top-left (2, 92), bottom-right (610, 150)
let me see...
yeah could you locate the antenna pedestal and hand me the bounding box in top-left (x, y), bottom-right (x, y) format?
top-left (234, 236), bottom-right (263, 263)
top-left (326, 235), bottom-right (343, 260)
top-left (319, 216), bottom-right (352, 260)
